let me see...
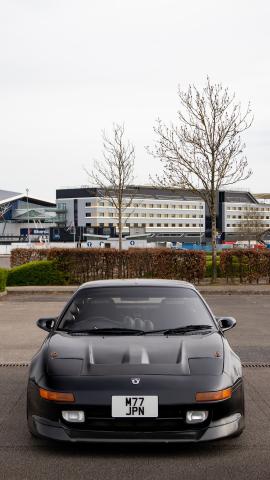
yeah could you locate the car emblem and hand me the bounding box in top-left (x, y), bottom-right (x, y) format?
top-left (131, 378), bottom-right (140, 385)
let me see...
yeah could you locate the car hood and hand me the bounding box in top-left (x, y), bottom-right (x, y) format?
top-left (46, 332), bottom-right (224, 376)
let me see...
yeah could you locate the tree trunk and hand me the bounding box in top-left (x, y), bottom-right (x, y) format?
top-left (118, 210), bottom-right (122, 251)
top-left (211, 209), bottom-right (217, 282)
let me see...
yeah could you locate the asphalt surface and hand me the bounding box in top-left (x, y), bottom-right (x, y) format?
top-left (0, 294), bottom-right (270, 479)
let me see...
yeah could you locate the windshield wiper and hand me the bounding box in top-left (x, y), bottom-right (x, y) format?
top-left (58, 325), bottom-right (213, 336)
top-left (59, 328), bottom-right (145, 335)
top-left (143, 325), bottom-right (214, 335)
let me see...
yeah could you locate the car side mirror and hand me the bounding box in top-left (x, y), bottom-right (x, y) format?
top-left (217, 317), bottom-right (236, 332)
top-left (36, 317), bottom-right (56, 332)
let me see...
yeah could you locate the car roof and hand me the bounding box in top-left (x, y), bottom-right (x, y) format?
top-left (79, 279), bottom-right (196, 290)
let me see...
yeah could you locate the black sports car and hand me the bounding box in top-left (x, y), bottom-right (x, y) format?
top-left (27, 279), bottom-right (245, 442)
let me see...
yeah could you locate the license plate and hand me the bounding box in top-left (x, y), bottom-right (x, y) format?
top-left (112, 396), bottom-right (158, 418)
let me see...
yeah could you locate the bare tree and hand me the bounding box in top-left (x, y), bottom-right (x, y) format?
top-left (148, 78), bottom-right (253, 280)
top-left (88, 123), bottom-right (135, 250)
top-left (236, 206), bottom-right (268, 247)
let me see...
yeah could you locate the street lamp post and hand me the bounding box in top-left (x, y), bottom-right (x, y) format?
top-left (26, 188), bottom-right (30, 247)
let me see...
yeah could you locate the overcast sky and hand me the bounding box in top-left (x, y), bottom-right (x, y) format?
top-left (1, 0), bottom-right (270, 201)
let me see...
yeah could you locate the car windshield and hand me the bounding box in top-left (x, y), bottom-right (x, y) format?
top-left (58, 286), bottom-right (215, 334)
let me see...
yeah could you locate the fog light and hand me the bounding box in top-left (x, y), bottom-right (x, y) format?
top-left (62, 411), bottom-right (85, 423)
top-left (186, 411), bottom-right (208, 424)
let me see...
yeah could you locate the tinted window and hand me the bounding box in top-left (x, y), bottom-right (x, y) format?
top-left (59, 287), bottom-right (214, 333)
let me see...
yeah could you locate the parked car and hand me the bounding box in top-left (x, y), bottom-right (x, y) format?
top-left (27, 279), bottom-right (244, 442)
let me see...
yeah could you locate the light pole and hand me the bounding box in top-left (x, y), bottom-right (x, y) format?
top-left (26, 188), bottom-right (30, 247)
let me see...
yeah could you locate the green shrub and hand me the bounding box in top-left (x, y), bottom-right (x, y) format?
top-left (7, 260), bottom-right (66, 286)
top-left (205, 257), bottom-right (221, 278)
top-left (0, 268), bottom-right (8, 292)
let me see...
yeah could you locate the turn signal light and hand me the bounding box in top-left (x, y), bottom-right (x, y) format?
top-left (195, 387), bottom-right (232, 402)
top-left (39, 388), bottom-right (75, 403)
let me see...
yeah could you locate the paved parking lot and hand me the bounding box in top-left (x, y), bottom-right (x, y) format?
top-left (0, 293), bottom-right (270, 479)
top-left (1, 293), bottom-right (269, 363)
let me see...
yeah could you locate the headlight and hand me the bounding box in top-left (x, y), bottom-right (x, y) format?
top-left (62, 411), bottom-right (85, 423)
top-left (186, 411), bottom-right (208, 424)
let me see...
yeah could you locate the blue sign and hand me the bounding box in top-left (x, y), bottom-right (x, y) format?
top-left (130, 240), bottom-right (135, 246)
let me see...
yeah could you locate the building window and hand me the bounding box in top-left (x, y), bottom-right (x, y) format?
top-left (99, 201), bottom-right (105, 207)
top-left (85, 212), bottom-right (91, 217)
top-left (157, 223), bottom-right (161, 227)
top-left (164, 223), bottom-right (169, 227)
top-left (100, 212), bottom-right (105, 217)
top-left (172, 223), bottom-right (176, 227)
top-left (85, 202), bottom-right (91, 207)
top-left (149, 223), bottom-right (154, 227)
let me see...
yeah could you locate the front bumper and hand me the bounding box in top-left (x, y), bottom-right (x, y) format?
top-left (31, 412), bottom-right (244, 443)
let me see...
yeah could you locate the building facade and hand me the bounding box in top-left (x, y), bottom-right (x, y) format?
top-left (56, 186), bottom-right (270, 245)
top-left (56, 186), bottom-right (206, 244)
top-left (217, 190), bottom-right (270, 242)
top-left (0, 189), bottom-right (65, 243)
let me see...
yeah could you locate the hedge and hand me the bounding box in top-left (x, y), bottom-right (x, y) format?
top-left (7, 260), bottom-right (66, 286)
top-left (220, 249), bottom-right (270, 283)
top-left (10, 248), bottom-right (206, 284)
top-left (0, 268), bottom-right (8, 292)
top-left (10, 248), bottom-right (48, 267)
